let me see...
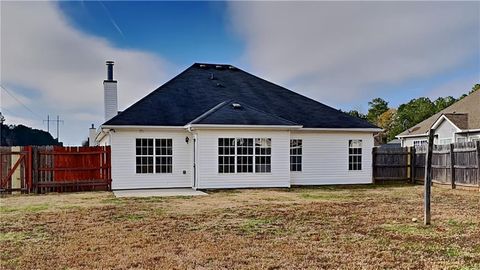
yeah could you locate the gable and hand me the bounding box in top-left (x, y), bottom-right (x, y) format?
top-left (104, 63), bottom-right (378, 129)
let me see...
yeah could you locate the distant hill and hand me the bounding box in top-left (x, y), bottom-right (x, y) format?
top-left (0, 124), bottom-right (61, 146)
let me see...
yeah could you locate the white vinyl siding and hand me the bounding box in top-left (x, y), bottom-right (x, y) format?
top-left (110, 129), bottom-right (192, 189)
top-left (290, 131), bottom-right (373, 185)
top-left (196, 129), bottom-right (290, 189)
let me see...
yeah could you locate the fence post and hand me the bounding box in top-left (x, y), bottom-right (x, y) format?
top-left (476, 141), bottom-right (480, 191)
top-left (424, 129), bottom-right (434, 225)
top-left (372, 147), bottom-right (376, 184)
top-left (410, 146), bottom-right (416, 184)
top-left (449, 143), bottom-right (455, 189)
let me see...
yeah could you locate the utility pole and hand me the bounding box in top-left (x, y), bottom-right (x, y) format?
top-left (43, 115), bottom-right (64, 142)
top-left (56, 115), bottom-right (64, 141)
top-left (43, 115), bottom-right (50, 133)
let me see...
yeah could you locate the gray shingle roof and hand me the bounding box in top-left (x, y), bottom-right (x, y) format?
top-left (104, 63), bottom-right (378, 129)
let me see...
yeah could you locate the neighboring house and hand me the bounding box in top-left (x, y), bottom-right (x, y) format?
top-left (92, 62), bottom-right (381, 190)
top-left (396, 90), bottom-right (480, 147)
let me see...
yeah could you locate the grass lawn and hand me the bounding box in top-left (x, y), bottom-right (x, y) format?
top-left (1, 184), bottom-right (479, 269)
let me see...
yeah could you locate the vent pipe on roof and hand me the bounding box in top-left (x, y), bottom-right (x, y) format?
top-left (104, 61), bottom-right (118, 121)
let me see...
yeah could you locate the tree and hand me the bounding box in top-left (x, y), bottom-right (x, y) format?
top-left (345, 110), bottom-right (367, 120)
top-left (367, 98), bottom-right (389, 124)
top-left (0, 124), bottom-right (61, 146)
top-left (389, 97), bottom-right (436, 141)
top-left (433, 96), bottom-right (456, 112)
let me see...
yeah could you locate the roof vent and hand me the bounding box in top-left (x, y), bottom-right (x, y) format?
top-left (216, 83), bottom-right (224, 87)
top-left (199, 64), bottom-right (207, 68)
top-left (215, 65), bottom-right (223, 70)
top-left (210, 73), bottom-right (215, 80)
top-left (232, 103), bottom-right (242, 109)
top-left (228, 66), bottom-right (236, 70)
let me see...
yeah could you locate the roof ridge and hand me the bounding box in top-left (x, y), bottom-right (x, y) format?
top-left (188, 100), bottom-right (232, 125)
top-left (231, 100), bottom-right (300, 126)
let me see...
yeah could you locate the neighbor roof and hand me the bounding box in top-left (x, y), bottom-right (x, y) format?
top-left (104, 63), bottom-right (378, 129)
top-left (397, 90), bottom-right (480, 137)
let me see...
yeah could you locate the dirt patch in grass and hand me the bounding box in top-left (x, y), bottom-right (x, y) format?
top-left (0, 185), bottom-right (479, 269)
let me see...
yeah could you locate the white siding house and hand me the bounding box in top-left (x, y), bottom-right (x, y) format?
top-left (397, 90), bottom-right (480, 147)
top-left (290, 130), bottom-right (374, 185)
top-left (94, 62), bottom-right (381, 190)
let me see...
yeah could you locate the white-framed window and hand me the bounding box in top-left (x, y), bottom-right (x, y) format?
top-left (255, 138), bottom-right (271, 173)
top-left (155, 139), bottom-right (173, 173)
top-left (218, 137), bottom-right (272, 174)
top-left (348, 140), bottom-right (362, 171)
top-left (135, 138), bottom-right (172, 174)
top-left (438, 138), bottom-right (452, 145)
top-left (237, 138), bottom-right (254, 173)
top-left (136, 138), bottom-right (154, 173)
top-left (456, 137), bottom-right (467, 143)
top-left (470, 136), bottom-right (480, 142)
top-left (413, 140), bottom-right (427, 147)
top-left (218, 138), bottom-right (235, 173)
top-left (290, 139), bottom-right (302, 172)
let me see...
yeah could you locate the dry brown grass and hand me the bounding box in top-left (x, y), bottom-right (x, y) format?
top-left (0, 184), bottom-right (479, 269)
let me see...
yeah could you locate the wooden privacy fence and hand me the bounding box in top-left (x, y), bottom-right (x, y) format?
top-left (0, 146), bottom-right (111, 194)
top-left (373, 141), bottom-right (480, 189)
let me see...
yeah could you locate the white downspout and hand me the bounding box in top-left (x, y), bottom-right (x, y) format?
top-left (186, 126), bottom-right (197, 189)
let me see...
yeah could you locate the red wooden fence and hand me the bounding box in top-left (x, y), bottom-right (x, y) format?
top-left (1, 146), bottom-right (111, 193)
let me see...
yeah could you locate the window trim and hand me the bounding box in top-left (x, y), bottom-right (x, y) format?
top-left (217, 137), bottom-right (272, 174)
top-left (135, 138), bottom-right (173, 174)
top-left (348, 139), bottom-right (362, 171)
top-left (290, 139), bottom-right (302, 172)
top-left (154, 138), bottom-right (173, 174)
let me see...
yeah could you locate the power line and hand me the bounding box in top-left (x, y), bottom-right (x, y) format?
top-left (0, 84), bottom-right (42, 120)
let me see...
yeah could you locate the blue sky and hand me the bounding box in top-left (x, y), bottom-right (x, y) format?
top-left (1, 1), bottom-right (479, 145)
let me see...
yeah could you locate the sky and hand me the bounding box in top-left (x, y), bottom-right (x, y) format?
top-left (1, 1), bottom-right (479, 145)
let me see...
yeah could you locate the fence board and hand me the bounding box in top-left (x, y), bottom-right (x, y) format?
top-left (373, 142), bottom-right (479, 189)
top-left (1, 146), bottom-right (111, 194)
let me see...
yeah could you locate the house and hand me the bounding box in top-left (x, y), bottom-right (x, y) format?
top-left (93, 62), bottom-right (381, 190)
top-left (396, 90), bottom-right (480, 147)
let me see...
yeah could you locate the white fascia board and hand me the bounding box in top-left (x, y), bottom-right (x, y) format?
top-left (185, 124), bottom-right (303, 130)
top-left (457, 128), bottom-right (480, 133)
top-left (396, 133), bottom-right (428, 139)
top-left (299, 128), bottom-right (382, 132)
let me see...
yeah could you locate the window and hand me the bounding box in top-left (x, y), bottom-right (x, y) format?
top-left (413, 140), bottom-right (427, 147)
top-left (470, 136), bottom-right (480, 142)
top-left (237, 138), bottom-right (254, 173)
top-left (348, 140), bottom-right (362, 171)
top-left (255, 138), bottom-right (271, 173)
top-left (136, 138), bottom-right (154, 173)
top-left (456, 137), bottom-right (467, 143)
top-left (136, 138), bottom-right (172, 174)
top-left (218, 137), bottom-right (272, 173)
top-left (155, 139), bottom-right (173, 173)
top-left (439, 138), bottom-right (452, 145)
top-left (218, 138), bottom-right (235, 173)
top-left (290, 139), bottom-right (302, 172)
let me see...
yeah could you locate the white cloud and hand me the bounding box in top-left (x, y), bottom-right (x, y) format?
top-left (228, 1), bottom-right (479, 106)
top-left (1, 1), bottom-right (169, 145)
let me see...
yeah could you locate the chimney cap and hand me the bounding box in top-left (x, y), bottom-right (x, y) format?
top-left (106, 61), bottom-right (114, 65)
